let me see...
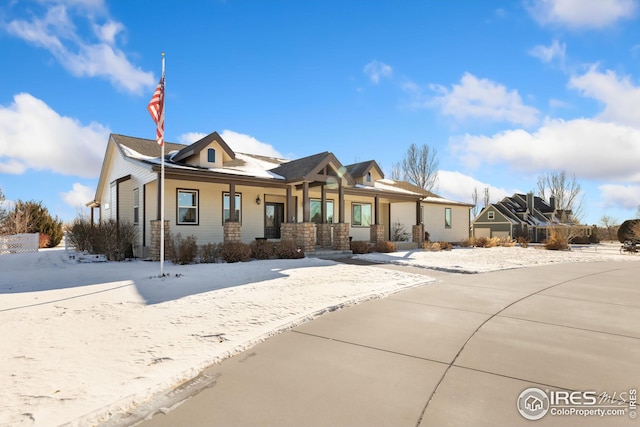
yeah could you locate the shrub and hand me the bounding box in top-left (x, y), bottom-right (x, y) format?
top-left (68, 218), bottom-right (138, 261)
top-left (515, 233), bottom-right (531, 248)
top-left (373, 240), bottom-right (396, 253)
top-left (38, 233), bottom-right (51, 249)
top-left (350, 240), bottom-right (370, 254)
top-left (2, 199), bottom-right (63, 247)
top-left (459, 237), bottom-right (475, 248)
top-left (250, 239), bottom-right (274, 260)
top-left (589, 226), bottom-right (601, 244)
top-left (617, 219), bottom-right (640, 243)
top-left (222, 241), bottom-right (252, 263)
top-left (569, 235), bottom-right (591, 245)
top-left (169, 233), bottom-right (198, 265)
top-left (544, 228), bottom-right (569, 251)
top-left (497, 237), bottom-right (515, 247)
top-left (274, 240), bottom-right (305, 259)
top-left (429, 242), bottom-right (442, 251)
top-left (390, 220), bottom-right (409, 242)
top-left (437, 241), bottom-right (453, 251)
top-left (199, 243), bottom-right (220, 263)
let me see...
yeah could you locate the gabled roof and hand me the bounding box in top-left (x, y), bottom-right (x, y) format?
top-left (172, 131), bottom-right (235, 163)
top-left (345, 160), bottom-right (384, 179)
top-left (269, 151), bottom-right (355, 185)
top-left (111, 134), bottom-right (185, 158)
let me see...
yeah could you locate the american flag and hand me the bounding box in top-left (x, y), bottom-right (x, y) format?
top-left (147, 77), bottom-right (165, 146)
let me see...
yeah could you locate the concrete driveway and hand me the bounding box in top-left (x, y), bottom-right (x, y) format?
top-left (135, 261), bottom-right (640, 427)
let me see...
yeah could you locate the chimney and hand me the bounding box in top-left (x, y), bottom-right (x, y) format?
top-left (527, 192), bottom-right (534, 213)
top-left (549, 195), bottom-right (556, 211)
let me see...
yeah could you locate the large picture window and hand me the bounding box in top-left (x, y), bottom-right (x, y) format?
top-left (310, 199), bottom-right (334, 224)
top-left (352, 203), bottom-right (371, 227)
top-left (445, 207), bottom-right (452, 229)
top-left (223, 192), bottom-right (242, 223)
top-left (177, 189), bottom-right (198, 224)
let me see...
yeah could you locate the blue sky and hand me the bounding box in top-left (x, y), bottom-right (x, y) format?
top-left (1, 0), bottom-right (640, 226)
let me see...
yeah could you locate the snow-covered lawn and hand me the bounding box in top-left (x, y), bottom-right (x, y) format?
top-left (0, 243), bottom-right (638, 427)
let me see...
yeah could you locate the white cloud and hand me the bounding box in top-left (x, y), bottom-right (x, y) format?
top-left (220, 130), bottom-right (283, 158)
top-left (451, 118), bottom-right (640, 181)
top-left (61, 183), bottom-right (95, 208)
top-left (529, 39), bottom-right (566, 63)
top-left (431, 73), bottom-right (540, 126)
top-left (438, 170), bottom-right (513, 205)
top-left (5, 2), bottom-right (154, 94)
top-left (527, 0), bottom-right (636, 29)
top-left (0, 93), bottom-right (110, 178)
top-left (363, 60), bottom-right (393, 84)
top-left (569, 66), bottom-right (640, 127)
top-left (599, 184), bottom-right (640, 209)
top-left (177, 130), bottom-right (284, 158)
top-left (177, 132), bottom-right (207, 145)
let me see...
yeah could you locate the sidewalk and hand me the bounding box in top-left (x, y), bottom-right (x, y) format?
top-left (134, 261), bottom-right (640, 427)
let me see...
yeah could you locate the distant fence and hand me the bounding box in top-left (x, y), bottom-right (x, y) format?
top-left (0, 233), bottom-right (39, 255)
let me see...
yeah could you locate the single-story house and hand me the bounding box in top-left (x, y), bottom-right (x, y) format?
top-left (87, 131), bottom-right (473, 259)
top-left (472, 192), bottom-right (591, 243)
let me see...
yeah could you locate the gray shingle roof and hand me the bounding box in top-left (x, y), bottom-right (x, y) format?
top-left (111, 134), bottom-right (185, 157)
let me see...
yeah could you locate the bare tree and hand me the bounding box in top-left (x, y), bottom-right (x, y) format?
top-left (471, 187), bottom-right (479, 218)
top-left (399, 144), bottom-right (439, 192)
top-left (483, 187), bottom-right (490, 207)
top-left (391, 161), bottom-right (402, 181)
top-left (0, 187), bottom-right (6, 231)
top-left (599, 215), bottom-right (618, 241)
top-left (537, 170), bottom-right (584, 223)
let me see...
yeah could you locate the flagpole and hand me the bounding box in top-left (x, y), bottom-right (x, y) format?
top-left (160, 52), bottom-right (166, 277)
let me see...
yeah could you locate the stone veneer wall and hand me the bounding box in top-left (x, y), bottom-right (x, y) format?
top-left (316, 223), bottom-right (332, 248)
top-left (333, 223), bottom-right (350, 251)
top-left (370, 224), bottom-right (385, 243)
top-left (223, 221), bottom-right (242, 243)
top-left (281, 223), bottom-right (316, 254)
top-left (412, 224), bottom-right (425, 245)
top-left (150, 220), bottom-right (170, 262)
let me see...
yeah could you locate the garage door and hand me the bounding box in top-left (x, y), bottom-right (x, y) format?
top-left (474, 228), bottom-right (491, 238)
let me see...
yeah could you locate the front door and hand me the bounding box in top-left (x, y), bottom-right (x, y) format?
top-left (265, 202), bottom-right (285, 239)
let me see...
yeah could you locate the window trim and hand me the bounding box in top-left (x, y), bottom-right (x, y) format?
top-left (133, 188), bottom-right (139, 225)
top-left (445, 207), bottom-right (452, 229)
top-left (177, 189), bottom-right (199, 225)
top-left (207, 148), bottom-right (216, 163)
top-left (352, 202), bottom-right (372, 227)
top-left (223, 192), bottom-right (242, 224)
top-left (488, 211), bottom-right (495, 220)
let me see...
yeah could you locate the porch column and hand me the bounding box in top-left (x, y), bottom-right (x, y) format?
top-left (317, 184), bottom-right (331, 248)
top-left (416, 200), bottom-right (421, 225)
top-left (302, 181), bottom-right (310, 223)
top-left (228, 182), bottom-right (236, 222)
top-left (286, 185), bottom-right (294, 222)
top-left (333, 181), bottom-right (350, 250)
top-left (338, 182), bottom-right (345, 223)
top-left (374, 195), bottom-right (380, 225)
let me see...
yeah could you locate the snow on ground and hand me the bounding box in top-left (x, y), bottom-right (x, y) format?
top-left (0, 243), bottom-right (638, 427)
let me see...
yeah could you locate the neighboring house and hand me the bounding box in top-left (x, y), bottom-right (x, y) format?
top-left (87, 131), bottom-right (472, 259)
top-left (472, 192), bottom-right (591, 243)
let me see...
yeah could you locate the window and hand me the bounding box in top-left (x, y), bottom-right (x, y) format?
top-left (223, 192), bottom-right (242, 223)
top-left (207, 148), bottom-right (216, 163)
top-left (310, 199), bottom-right (334, 224)
top-left (177, 189), bottom-right (198, 224)
top-left (488, 211), bottom-right (495, 220)
top-left (133, 188), bottom-right (139, 224)
top-left (352, 203), bottom-right (372, 226)
top-left (445, 208), bottom-right (452, 229)
top-left (366, 172), bottom-right (372, 183)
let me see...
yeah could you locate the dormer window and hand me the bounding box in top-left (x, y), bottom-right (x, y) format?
top-left (488, 211), bottom-right (495, 220)
top-left (366, 172), bottom-right (372, 183)
top-left (207, 148), bottom-right (216, 163)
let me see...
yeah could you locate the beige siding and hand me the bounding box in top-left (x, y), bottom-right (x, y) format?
top-left (390, 202), bottom-right (418, 242)
top-left (423, 203), bottom-right (470, 242)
